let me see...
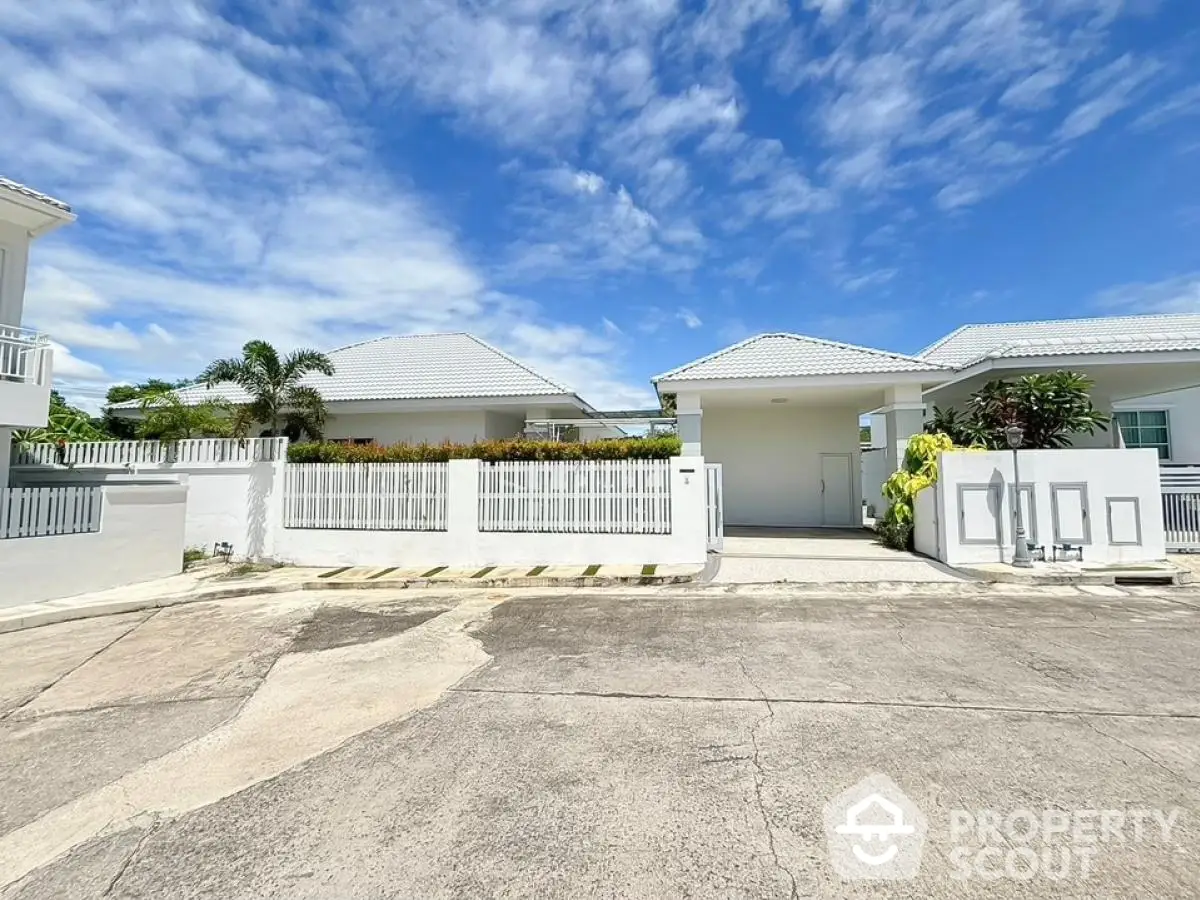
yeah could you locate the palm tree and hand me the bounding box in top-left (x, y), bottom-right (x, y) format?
top-left (137, 391), bottom-right (234, 440)
top-left (199, 340), bottom-right (335, 439)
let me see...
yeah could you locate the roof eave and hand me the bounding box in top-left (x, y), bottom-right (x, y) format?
top-left (656, 369), bottom-right (953, 393)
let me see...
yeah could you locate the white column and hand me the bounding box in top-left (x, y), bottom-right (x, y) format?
top-left (676, 393), bottom-right (702, 457)
top-left (881, 385), bottom-right (925, 476)
top-left (0, 428), bottom-right (10, 487)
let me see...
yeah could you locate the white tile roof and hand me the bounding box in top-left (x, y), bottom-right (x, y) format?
top-left (0, 177), bottom-right (71, 213)
top-left (112, 333), bottom-right (578, 408)
top-left (919, 313), bottom-right (1200, 368)
top-left (654, 333), bottom-right (951, 382)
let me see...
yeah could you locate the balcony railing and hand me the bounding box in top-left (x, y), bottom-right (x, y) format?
top-left (0, 325), bottom-right (50, 385)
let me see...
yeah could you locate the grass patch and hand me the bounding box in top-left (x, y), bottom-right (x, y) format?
top-left (318, 566), bottom-right (350, 579)
top-left (471, 566), bottom-right (496, 579)
top-left (182, 547), bottom-right (208, 569)
top-left (641, 564), bottom-right (657, 576)
top-left (420, 565), bottom-right (447, 578)
top-left (526, 565), bottom-right (547, 577)
top-left (582, 564), bottom-right (601, 577)
top-left (216, 561), bottom-right (285, 581)
top-left (367, 567), bottom-right (398, 580)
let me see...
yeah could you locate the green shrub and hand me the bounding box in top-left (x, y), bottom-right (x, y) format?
top-left (878, 433), bottom-right (957, 552)
top-left (288, 435), bottom-right (683, 464)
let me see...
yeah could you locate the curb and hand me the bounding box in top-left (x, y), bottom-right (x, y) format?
top-left (0, 573), bottom-right (701, 635)
top-left (956, 566), bottom-right (1192, 587)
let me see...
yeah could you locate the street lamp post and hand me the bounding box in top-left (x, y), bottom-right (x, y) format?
top-left (1005, 424), bottom-right (1033, 568)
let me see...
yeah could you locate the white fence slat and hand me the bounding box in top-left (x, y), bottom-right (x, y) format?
top-left (0, 487), bottom-right (104, 540)
top-left (283, 463), bottom-right (449, 531)
top-left (477, 459), bottom-right (672, 535)
top-left (11, 437), bottom-right (287, 468)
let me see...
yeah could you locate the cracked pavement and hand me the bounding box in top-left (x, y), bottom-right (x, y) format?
top-left (1, 586), bottom-right (1199, 897)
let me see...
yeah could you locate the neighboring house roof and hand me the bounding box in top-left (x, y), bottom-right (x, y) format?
top-left (654, 333), bottom-right (951, 382)
top-left (111, 333), bottom-right (580, 409)
top-left (0, 177), bottom-right (72, 213)
top-left (919, 313), bottom-right (1200, 368)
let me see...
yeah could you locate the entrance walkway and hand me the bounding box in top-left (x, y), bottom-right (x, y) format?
top-left (711, 527), bottom-right (969, 584)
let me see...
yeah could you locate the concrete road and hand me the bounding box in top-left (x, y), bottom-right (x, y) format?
top-left (1, 587), bottom-right (1199, 898)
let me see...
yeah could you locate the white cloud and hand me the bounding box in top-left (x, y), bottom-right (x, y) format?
top-left (1134, 84), bottom-right (1200, 131)
top-left (1095, 274), bottom-right (1200, 315)
top-left (1055, 54), bottom-right (1162, 141)
top-left (676, 308), bottom-right (703, 329)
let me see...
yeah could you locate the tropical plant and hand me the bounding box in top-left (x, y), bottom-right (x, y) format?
top-left (13, 391), bottom-right (112, 447)
top-left (137, 391), bottom-right (235, 441)
top-left (199, 340), bottom-right (334, 439)
top-left (925, 372), bottom-right (1109, 450)
top-left (878, 432), bottom-right (957, 551)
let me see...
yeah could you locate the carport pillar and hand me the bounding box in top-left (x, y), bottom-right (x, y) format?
top-left (881, 386), bottom-right (925, 477)
top-left (676, 393), bottom-right (702, 457)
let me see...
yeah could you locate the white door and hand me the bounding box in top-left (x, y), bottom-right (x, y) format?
top-left (821, 454), bottom-right (853, 526)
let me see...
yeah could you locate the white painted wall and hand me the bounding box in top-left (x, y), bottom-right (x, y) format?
top-left (919, 449), bottom-right (1165, 566)
top-left (0, 482), bottom-right (187, 608)
top-left (323, 410), bottom-right (489, 445)
top-left (0, 220), bottom-right (31, 328)
top-left (1114, 386), bottom-right (1200, 464)
top-left (702, 406), bottom-right (861, 527)
top-left (913, 485), bottom-right (939, 559)
top-left (485, 411), bottom-right (527, 439)
top-left (12, 460), bottom-right (285, 559)
top-left (274, 457), bottom-right (708, 567)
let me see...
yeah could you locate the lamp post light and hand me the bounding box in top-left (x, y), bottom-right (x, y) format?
top-left (1005, 424), bottom-right (1033, 568)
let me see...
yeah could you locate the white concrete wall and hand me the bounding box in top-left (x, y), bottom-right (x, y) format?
top-left (274, 457), bottom-right (708, 568)
top-left (1114, 386), bottom-right (1200, 464)
top-left (484, 411), bottom-right (527, 439)
top-left (923, 449), bottom-right (1165, 566)
top-left (12, 460), bottom-right (285, 559)
top-left (912, 486), bottom-right (939, 559)
top-left (0, 482), bottom-right (187, 608)
top-left (703, 406), bottom-right (861, 527)
top-left (323, 411), bottom-right (489, 445)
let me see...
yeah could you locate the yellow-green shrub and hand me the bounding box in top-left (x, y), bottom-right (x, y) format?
top-left (878, 433), bottom-right (956, 550)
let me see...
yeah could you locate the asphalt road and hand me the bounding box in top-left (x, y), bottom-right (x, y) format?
top-left (1, 586), bottom-right (1199, 898)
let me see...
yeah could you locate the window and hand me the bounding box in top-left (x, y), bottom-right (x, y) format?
top-left (1113, 410), bottom-right (1170, 460)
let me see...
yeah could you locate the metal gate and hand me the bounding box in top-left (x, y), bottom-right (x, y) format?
top-left (1162, 466), bottom-right (1200, 551)
top-left (705, 463), bottom-right (724, 552)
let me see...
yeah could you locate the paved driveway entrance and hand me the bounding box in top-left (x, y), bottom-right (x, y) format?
top-left (711, 527), bottom-right (968, 583)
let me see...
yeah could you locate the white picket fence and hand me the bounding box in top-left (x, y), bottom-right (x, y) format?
top-left (12, 437), bottom-right (287, 467)
top-left (0, 486), bottom-right (103, 539)
top-left (283, 463), bottom-right (449, 531)
top-left (478, 459), bottom-right (672, 534)
top-left (1162, 465), bottom-right (1200, 551)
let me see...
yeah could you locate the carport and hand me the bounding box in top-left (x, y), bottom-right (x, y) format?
top-left (654, 333), bottom-right (951, 529)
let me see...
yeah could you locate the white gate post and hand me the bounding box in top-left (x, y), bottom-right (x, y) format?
top-left (447, 459), bottom-right (480, 562)
top-left (672, 456), bottom-right (709, 564)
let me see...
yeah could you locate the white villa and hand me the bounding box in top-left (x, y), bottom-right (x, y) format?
top-left (0, 178), bottom-right (75, 487)
top-left (108, 333), bottom-right (615, 444)
top-left (655, 315), bottom-right (1200, 529)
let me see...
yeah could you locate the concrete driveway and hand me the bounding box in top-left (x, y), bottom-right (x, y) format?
top-left (2, 585), bottom-right (1199, 897)
top-left (714, 526), bottom-right (968, 583)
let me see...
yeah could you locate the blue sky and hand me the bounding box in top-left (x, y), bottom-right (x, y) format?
top-left (2, 0), bottom-right (1199, 411)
